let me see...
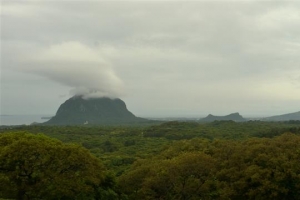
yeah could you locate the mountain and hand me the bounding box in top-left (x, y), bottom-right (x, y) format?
top-left (44, 96), bottom-right (147, 125)
top-left (262, 111), bottom-right (300, 121)
top-left (200, 112), bottom-right (246, 122)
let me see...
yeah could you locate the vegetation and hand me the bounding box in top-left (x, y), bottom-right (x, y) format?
top-left (1, 120), bottom-right (300, 199)
top-left (0, 132), bottom-right (116, 200)
top-left (120, 134), bottom-right (300, 199)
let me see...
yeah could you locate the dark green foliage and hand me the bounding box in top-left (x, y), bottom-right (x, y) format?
top-left (0, 132), bottom-right (107, 200)
top-left (144, 120), bottom-right (300, 140)
top-left (0, 125), bottom-right (169, 174)
top-left (94, 173), bottom-right (121, 200)
top-left (120, 133), bottom-right (300, 200)
top-left (102, 140), bottom-right (119, 152)
top-left (124, 139), bottom-right (136, 146)
top-left (2, 121), bottom-right (300, 199)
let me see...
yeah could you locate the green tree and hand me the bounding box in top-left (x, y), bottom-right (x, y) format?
top-left (0, 132), bottom-right (106, 200)
top-left (119, 152), bottom-right (216, 200)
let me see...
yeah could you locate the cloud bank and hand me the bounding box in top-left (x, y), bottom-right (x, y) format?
top-left (22, 41), bottom-right (124, 99)
top-left (2, 1), bottom-right (300, 116)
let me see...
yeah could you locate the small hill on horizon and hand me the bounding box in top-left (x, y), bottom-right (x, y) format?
top-left (44, 96), bottom-right (148, 125)
top-left (200, 112), bottom-right (246, 122)
top-left (262, 111), bottom-right (300, 121)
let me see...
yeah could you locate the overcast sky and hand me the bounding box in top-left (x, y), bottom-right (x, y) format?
top-left (1, 0), bottom-right (300, 118)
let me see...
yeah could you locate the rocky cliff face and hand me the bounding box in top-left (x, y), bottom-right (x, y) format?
top-left (44, 96), bottom-right (146, 125)
top-left (200, 112), bottom-right (246, 122)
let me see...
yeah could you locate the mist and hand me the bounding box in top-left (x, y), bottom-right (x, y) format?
top-left (21, 41), bottom-right (124, 99)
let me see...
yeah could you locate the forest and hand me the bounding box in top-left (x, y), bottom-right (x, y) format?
top-left (1, 120), bottom-right (300, 199)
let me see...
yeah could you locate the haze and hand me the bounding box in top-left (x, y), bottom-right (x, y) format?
top-left (1, 1), bottom-right (300, 118)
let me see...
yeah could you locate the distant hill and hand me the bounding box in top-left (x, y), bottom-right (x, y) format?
top-left (262, 111), bottom-right (300, 121)
top-left (200, 112), bottom-right (246, 122)
top-left (44, 96), bottom-right (148, 125)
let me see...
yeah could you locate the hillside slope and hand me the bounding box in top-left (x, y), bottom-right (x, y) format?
top-left (44, 96), bottom-right (147, 125)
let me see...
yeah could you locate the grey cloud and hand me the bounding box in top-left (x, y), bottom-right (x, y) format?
top-left (20, 41), bottom-right (124, 99)
top-left (2, 1), bottom-right (300, 116)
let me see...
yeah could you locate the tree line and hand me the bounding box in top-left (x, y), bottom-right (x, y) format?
top-left (1, 121), bottom-right (300, 199)
top-left (119, 133), bottom-right (300, 199)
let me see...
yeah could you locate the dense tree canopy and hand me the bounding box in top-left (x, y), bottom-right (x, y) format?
top-left (0, 132), bottom-right (106, 200)
top-left (2, 121), bottom-right (300, 199)
top-left (119, 133), bottom-right (300, 200)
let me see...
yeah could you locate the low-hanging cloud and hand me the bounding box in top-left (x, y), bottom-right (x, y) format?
top-left (21, 41), bottom-right (124, 99)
